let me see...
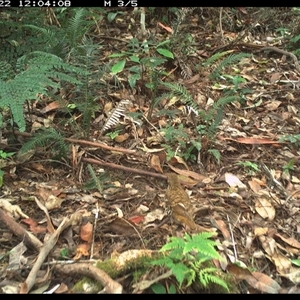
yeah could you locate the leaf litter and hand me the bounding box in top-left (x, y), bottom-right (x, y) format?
top-left (1, 7), bottom-right (300, 294)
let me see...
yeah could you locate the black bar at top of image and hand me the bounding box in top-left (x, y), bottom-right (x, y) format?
top-left (7, 1), bottom-right (225, 8)
top-left (9, 0), bottom-right (143, 7)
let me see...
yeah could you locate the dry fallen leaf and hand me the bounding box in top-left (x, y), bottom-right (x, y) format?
top-left (248, 179), bottom-right (262, 194)
top-left (255, 196), bottom-right (275, 221)
top-left (251, 271), bottom-right (281, 294)
top-left (73, 243), bottom-right (90, 260)
top-left (114, 133), bottom-right (129, 143)
top-left (210, 217), bottom-right (230, 240)
top-left (227, 263), bottom-right (281, 294)
top-left (274, 233), bottom-right (300, 249)
top-left (150, 154), bottom-right (163, 173)
top-left (258, 234), bottom-right (277, 256)
top-left (269, 252), bottom-right (292, 274)
top-left (279, 267), bottom-right (300, 284)
top-left (45, 194), bottom-right (64, 211)
top-left (80, 222), bottom-right (93, 243)
top-left (109, 218), bottom-right (138, 236)
top-left (167, 165), bottom-right (209, 182)
top-left (225, 173), bottom-right (247, 189)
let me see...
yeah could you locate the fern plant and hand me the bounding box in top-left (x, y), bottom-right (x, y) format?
top-left (22, 8), bottom-right (97, 60)
top-left (0, 51), bottom-right (86, 132)
top-left (159, 81), bottom-right (198, 112)
top-left (209, 52), bottom-right (251, 79)
top-left (151, 232), bottom-right (229, 292)
top-left (18, 127), bottom-right (69, 158)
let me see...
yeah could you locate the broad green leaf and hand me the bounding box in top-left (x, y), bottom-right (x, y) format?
top-left (151, 283), bottom-right (166, 294)
top-left (156, 48), bottom-right (174, 59)
top-left (168, 284), bottom-right (176, 294)
top-left (128, 73), bottom-right (140, 89)
top-left (0, 169), bottom-right (3, 187)
top-left (129, 55), bottom-right (140, 63)
top-left (291, 259), bottom-right (300, 267)
top-left (111, 59), bottom-right (126, 74)
top-left (107, 12), bottom-right (120, 22)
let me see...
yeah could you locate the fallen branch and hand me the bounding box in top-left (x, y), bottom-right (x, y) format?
top-left (4, 130), bottom-right (167, 179)
top-left (54, 263), bottom-right (123, 294)
top-left (0, 208), bottom-right (43, 251)
top-left (4, 130), bottom-right (138, 156)
top-left (19, 210), bottom-right (84, 294)
top-left (82, 157), bottom-right (166, 179)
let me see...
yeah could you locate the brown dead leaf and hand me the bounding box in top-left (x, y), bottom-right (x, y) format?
top-left (227, 263), bottom-right (281, 294)
top-left (109, 217), bottom-right (138, 236)
top-left (264, 100), bottom-right (281, 111)
top-left (114, 133), bottom-right (129, 143)
top-left (269, 72), bottom-right (282, 83)
top-left (248, 179), bottom-right (262, 194)
top-left (157, 22), bottom-right (173, 33)
top-left (253, 177), bottom-right (267, 186)
top-left (274, 233), bottom-right (300, 249)
top-left (184, 74), bottom-right (200, 85)
top-left (21, 218), bottom-right (47, 234)
top-left (38, 187), bottom-right (52, 202)
top-left (251, 272), bottom-right (281, 294)
top-left (143, 208), bottom-right (165, 224)
top-left (227, 263), bottom-right (253, 281)
top-left (33, 196), bottom-right (55, 233)
top-left (254, 227), bottom-right (268, 236)
top-left (150, 154), bottom-right (163, 173)
top-left (255, 196), bottom-right (275, 220)
top-left (128, 215), bottom-right (144, 224)
top-left (269, 252), bottom-right (292, 274)
top-left (103, 101), bottom-right (113, 114)
top-left (45, 194), bottom-right (64, 211)
top-left (80, 222), bottom-right (93, 243)
top-left (40, 101), bottom-right (64, 114)
top-left (169, 155), bottom-right (189, 170)
top-left (210, 217), bottom-right (230, 240)
top-left (54, 283), bottom-right (69, 294)
top-left (73, 243), bottom-right (90, 260)
top-left (167, 165), bottom-right (209, 182)
top-left (29, 162), bottom-right (49, 173)
top-left (258, 234), bottom-right (277, 256)
top-left (279, 267), bottom-right (300, 284)
top-left (237, 7), bottom-right (248, 14)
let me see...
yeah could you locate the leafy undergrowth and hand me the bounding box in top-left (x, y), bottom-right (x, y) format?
top-left (1, 7), bottom-right (300, 294)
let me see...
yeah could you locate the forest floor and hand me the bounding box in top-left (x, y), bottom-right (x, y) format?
top-left (1, 7), bottom-right (300, 294)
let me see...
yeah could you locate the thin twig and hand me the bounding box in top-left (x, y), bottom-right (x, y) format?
top-left (219, 7), bottom-right (224, 44)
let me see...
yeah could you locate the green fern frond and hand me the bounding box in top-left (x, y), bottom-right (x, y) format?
top-left (203, 50), bottom-right (232, 67)
top-left (151, 232), bottom-right (228, 290)
top-left (161, 82), bottom-right (198, 112)
top-left (171, 263), bottom-right (191, 287)
top-left (0, 51), bottom-right (86, 132)
top-left (214, 95), bottom-right (240, 108)
top-left (182, 232), bottom-right (221, 259)
top-left (198, 267), bottom-right (229, 291)
top-left (160, 236), bottom-right (185, 252)
top-left (210, 52), bottom-right (251, 79)
top-left (22, 24), bottom-right (60, 46)
top-left (66, 8), bottom-right (92, 50)
top-left (19, 127), bottom-right (69, 158)
top-left (87, 164), bottom-right (103, 193)
top-left (0, 61), bottom-right (15, 81)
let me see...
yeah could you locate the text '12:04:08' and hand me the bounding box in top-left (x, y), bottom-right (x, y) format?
top-left (19, 0), bottom-right (71, 6)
